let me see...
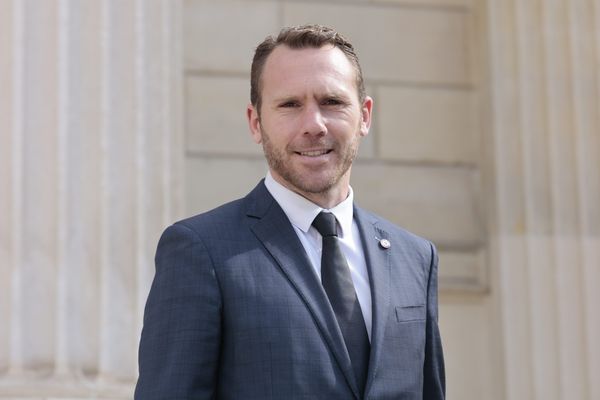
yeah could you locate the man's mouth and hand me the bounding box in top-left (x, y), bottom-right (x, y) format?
top-left (296, 149), bottom-right (332, 157)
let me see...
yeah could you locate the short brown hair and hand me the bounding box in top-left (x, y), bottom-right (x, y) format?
top-left (250, 24), bottom-right (366, 113)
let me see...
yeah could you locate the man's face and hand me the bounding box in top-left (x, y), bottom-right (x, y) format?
top-left (247, 45), bottom-right (372, 203)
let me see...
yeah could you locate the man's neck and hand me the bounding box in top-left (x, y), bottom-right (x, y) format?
top-left (269, 171), bottom-right (350, 209)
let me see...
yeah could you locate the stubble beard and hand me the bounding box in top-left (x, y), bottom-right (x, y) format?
top-left (260, 128), bottom-right (360, 196)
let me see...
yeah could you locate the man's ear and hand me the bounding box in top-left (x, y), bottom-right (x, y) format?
top-left (247, 104), bottom-right (262, 144)
top-left (359, 96), bottom-right (373, 137)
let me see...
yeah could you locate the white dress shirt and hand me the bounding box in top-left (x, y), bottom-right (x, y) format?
top-left (264, 172), bottom-right (372, 340)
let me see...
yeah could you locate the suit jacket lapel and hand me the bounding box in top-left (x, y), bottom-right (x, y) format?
top-left (246, 182), bottom-right (361, 399)
top-left (354, 206), bottom-right (392, 398)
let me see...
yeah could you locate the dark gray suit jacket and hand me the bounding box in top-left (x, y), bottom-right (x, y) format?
top-left (135, 181), bottom-right (445, 399)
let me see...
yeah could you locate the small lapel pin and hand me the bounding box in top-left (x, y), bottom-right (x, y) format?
top-left (379, 239), bottom-right (391, 249)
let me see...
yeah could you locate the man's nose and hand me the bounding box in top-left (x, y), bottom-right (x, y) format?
top-left (300, 103), bottom-right (327, 136)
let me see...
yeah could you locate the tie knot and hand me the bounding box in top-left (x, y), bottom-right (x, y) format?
top-left (312, 212), bottom-right (338, 237)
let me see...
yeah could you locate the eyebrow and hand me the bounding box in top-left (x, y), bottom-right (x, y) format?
top-left (272, 96), bottom-right (299, 104)
top-left (271, 91), bottom-right (351, 104)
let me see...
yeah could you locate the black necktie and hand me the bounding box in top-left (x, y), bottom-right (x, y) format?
top-left (312, 212), bottom-right (370, 395)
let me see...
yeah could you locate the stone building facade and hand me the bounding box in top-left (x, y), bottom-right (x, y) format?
top-left (0, 0), bottom-right (598, 399)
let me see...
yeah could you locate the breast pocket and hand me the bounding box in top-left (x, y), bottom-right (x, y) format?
top-left (395, 304), bottom-right (426, 323)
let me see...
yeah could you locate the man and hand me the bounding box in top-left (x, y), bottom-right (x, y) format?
top-left (135, 25), bottom-right (445, 399)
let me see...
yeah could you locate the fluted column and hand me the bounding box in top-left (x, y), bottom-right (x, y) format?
top-left (487, 0), bottom-right (600, 399)
top-left (0, 0), bottom-right (183, 397)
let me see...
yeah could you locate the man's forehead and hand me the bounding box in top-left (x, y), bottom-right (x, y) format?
top-left (267, 45), bottom-right (350, 69)
top-left (261, 45), bottom-right (355, 84)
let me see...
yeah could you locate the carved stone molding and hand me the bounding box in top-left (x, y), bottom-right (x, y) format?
top-left (0, 0), bottom-right (183, 397)
top-left (487, 0), bottom-right (600, 398)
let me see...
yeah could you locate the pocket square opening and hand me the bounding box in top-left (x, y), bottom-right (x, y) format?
top-left (395, 305), bottom-right (426, 322)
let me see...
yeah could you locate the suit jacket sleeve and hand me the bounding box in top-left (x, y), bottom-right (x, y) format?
top-left (423, 242), bottom-right (446, 399)
top-left (135, 223), bottom-right (222, 399)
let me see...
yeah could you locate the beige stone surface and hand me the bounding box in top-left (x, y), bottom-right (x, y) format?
top-left (378, 86), bottom-right (477, 164)
top-left (438, 249), bottom-right (486, 290)
top-left (284, 0), bottom-right (371, 3)
top-left (351, 162), bottom-right (483, 248)
top-left (0, 0), bottom-right (182, 396)
top-left (18, 0), bottom-right (60, 369)
top-left (184, 0), bottom-right (280, 72)
top-left (439, 298), bottom-right (498, 400)
top-left (487, 0), bottom-right (600, 397)
top-left (283, 2), bottom-right (471, 84)
top-left (186, 75), bottom-right (260, 155)
top-left (185, 156), bottom-right (268, 216)
top-left (0, 0), bottom-right (14, 373)
top-left (375, 0), bottom-right (473, 7)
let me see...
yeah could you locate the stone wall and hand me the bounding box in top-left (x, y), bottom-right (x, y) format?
top-left (487, 0), bottom-right (600, 398)
top-left (0, 0), bottom-right (183, 397)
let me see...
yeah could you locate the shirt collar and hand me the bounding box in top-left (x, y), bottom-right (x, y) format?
top-left (264, 171), bottom-right (354, 238)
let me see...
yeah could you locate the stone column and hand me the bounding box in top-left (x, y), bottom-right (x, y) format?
top-left (0, 0), bottom-right (183, 397)
top-left (486, 0), bottom-right (600, 399)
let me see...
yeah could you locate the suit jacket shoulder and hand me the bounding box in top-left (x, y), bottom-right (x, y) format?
top-left (172, 179), bottom-right (276, 241)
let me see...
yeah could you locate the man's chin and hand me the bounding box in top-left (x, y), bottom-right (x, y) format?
top-left (272, 166), bottom-right (347, 195)
top-left (287, 176), bottom-right (338, 196)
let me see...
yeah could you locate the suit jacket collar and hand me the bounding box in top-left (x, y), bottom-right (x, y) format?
top-left (246, 182), bottom-right (362, 397)
top-left (353, 206), bottom-right (392, 398)
top-left (245, 181), bottom-right (392, 399)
